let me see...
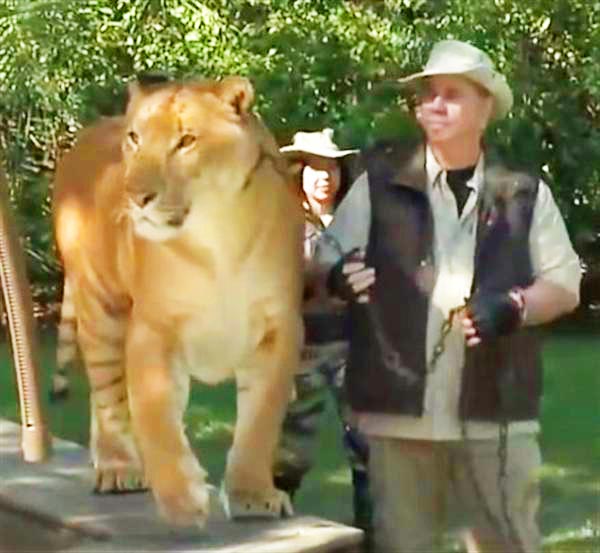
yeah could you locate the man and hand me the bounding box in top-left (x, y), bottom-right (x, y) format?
top-left (317, 40), bottom-right (581, 552)
top-left (273, 129), bottom-right (372, 533)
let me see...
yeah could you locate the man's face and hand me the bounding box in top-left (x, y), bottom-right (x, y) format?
top-left (302, 154), bottom-right (341, 206)
top-left (415, 75), bottom-right (493, 145)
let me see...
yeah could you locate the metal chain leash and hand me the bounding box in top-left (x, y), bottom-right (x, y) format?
top-left (429, 304), bottom-right (524, 553)
top-left (459, 417), bottom-right (524, 552)
top-left (318, 231), bottom-right (422, 384)
top-left (320, 226), bottom-right (524, 550)
top-left (428, 305), bottom-right (465, 373)
top-left (497, 418), bottom-right (524, 550)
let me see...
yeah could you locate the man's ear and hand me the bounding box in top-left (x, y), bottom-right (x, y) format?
top-left (217, 76), bottom-right (255, 115)
top-left (482, 96), bottom-right (495, 129)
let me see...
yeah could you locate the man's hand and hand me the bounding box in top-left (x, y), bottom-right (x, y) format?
top-left (462, 288), bottom-right (525, 347)
top-left (328, 248), bottom-right (376, 303)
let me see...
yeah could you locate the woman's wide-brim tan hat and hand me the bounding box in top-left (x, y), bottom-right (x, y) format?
top-left (397, 40), bottom-right (513, 120)
top-left (280, 128), bottom-right (358, 158)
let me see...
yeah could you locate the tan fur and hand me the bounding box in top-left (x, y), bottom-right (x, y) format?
top-left (52, 77), bottom-right (304, 526)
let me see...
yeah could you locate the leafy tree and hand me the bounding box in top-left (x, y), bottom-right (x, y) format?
top-left (0, 0), bottom-right (599, 312)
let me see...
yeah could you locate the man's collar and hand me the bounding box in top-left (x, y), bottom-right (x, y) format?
top-left (369, 140), bottom-right (486, 193)
top-left (425, 145), bottom-right (485, 191)
top-left (320, 213), bottom-right (334, 228)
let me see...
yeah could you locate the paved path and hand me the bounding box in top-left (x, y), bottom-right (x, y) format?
top-left (0, 419), bottom-right (362, 552)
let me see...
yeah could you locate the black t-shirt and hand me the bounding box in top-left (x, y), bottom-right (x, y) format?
top-left (446, 165), bottom-right (476, 216)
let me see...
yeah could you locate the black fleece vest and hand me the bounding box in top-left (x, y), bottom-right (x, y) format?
top-left (346, 141), bottom-right (543, 422)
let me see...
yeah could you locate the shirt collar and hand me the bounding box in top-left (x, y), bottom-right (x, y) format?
top-left (320, 213), bottom-right (334, 228)
top-left (425, 145), bottom-right (485, 192)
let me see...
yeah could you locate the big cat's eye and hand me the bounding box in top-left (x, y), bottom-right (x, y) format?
top-left (175, 134), bottom-right (196, 150)
top-left (127, 130), bottom-right (139, 147)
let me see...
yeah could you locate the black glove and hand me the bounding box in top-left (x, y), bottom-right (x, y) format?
top-left (465, 289), bottom-right (524, 341)
top-left (327, 248), bottom-right (371, 302)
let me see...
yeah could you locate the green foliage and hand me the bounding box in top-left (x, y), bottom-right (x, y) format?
top-left (1, 0), bottom-right (599, 308)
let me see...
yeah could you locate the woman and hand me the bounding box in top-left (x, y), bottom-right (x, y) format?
top-left (274, 129), bottom-right (372, 533)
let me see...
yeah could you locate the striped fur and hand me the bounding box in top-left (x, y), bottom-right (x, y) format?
top-left (50, 278), bottom-right (78, 400)
top-left (52, 77), bottom-right (304, 527)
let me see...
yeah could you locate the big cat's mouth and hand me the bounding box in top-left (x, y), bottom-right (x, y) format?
top-left (128, 205), bottom-right (190, 242)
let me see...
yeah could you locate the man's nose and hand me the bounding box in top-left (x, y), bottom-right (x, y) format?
top-left (430, 94), bottom-right (445, 110)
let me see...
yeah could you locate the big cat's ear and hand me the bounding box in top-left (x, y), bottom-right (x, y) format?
top-left (217, 76), bottom-right (255, 115)
top-left (124, 81), bottom-right (143, 111)
top-left (127, 81), bottom-right (142, 102)
top-left (126, 73), bottom-right (171, 109)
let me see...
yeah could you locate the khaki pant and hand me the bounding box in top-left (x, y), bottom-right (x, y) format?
top-left (368, 434), bottom-right (541, 553)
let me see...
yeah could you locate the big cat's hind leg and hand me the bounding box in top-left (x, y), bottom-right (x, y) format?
top-left (75, 284), bottom-right (146, 494)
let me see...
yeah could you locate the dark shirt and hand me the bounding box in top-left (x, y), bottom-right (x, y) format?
top-left (446, 165), bottom-right (476, 217)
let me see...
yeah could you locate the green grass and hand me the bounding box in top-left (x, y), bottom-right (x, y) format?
top-left (1, 325), bottom-right (598, 551)
top-left (535, 326), bottom-right (600, 551)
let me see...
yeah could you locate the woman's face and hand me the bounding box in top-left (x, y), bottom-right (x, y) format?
top-left (301, 154), bottom-right (341, 207)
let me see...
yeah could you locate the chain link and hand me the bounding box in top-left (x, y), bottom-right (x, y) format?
top-left (321, 229), bottom-right (523, 549)
top-left (498, 420), bottom-right (523, 549)
top-left (428, 304), bottom-right (465, 373)
top-left (430, 305), bottom-right (524, 552)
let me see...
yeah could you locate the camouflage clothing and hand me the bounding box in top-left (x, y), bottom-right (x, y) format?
top-left (273, 219), bottom-right (372, 532)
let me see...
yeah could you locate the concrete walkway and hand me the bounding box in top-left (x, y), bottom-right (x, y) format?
top-left (0, 419), bottom-right (362, 552)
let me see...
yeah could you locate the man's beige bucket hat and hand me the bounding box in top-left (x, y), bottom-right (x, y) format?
top-left (398, 39), bottom-right (513, 119)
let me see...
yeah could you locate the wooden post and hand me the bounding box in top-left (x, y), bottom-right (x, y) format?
top-left (0, 162), bottom-right (51, 462)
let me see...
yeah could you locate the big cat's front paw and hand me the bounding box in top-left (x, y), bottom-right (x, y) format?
top-left (220, 486), bottom-right (294, 520)
top-left (92, 432), bottom-right (147, 494)
top-left (153, 475), bottom-right (210, 527)
top-left (94, 466), bottom-right (148, 494)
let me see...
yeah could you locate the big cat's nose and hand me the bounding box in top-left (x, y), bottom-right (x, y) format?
top-left (167, 208), bottom-right (190, 227)
top-left (131, 191), bottom-right (157, 208)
